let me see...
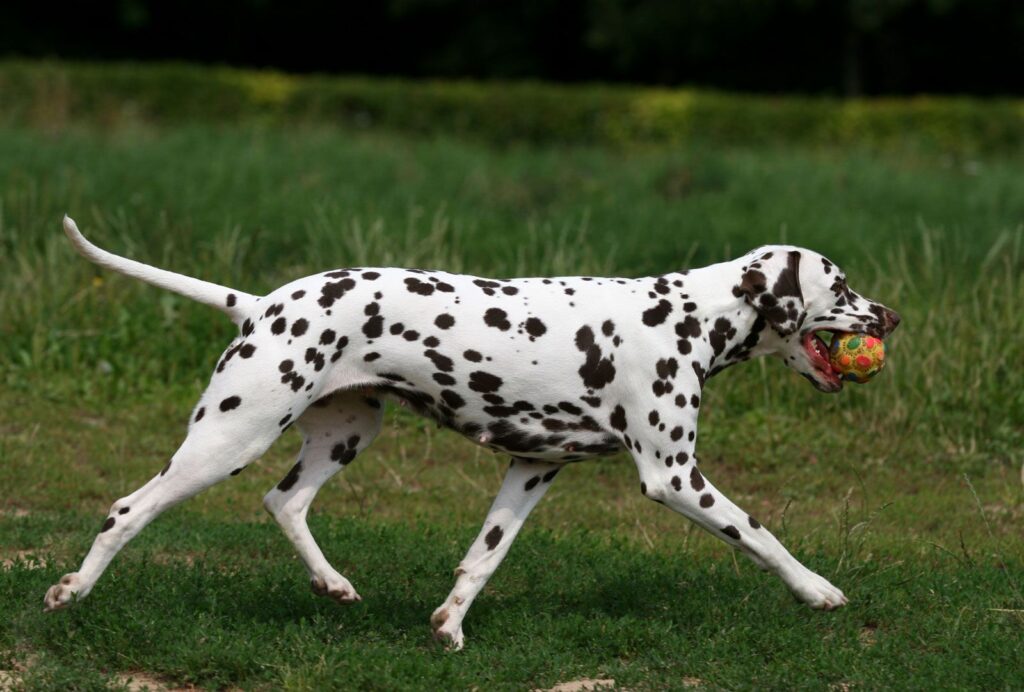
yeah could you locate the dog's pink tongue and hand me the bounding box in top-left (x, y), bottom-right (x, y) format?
top-left (814, 335), bottom-right (830, 361)
top-left (804, 334), bottom-right (829, 363)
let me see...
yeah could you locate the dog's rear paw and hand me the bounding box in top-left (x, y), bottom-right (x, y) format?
top-left (789, 570), bottom-right (848, 611)
top-left (44, 573), bottom-right (83, 612)
top-left (432, 624), bottom-right (465, 651)
top-left (310, 575), bottom-right (361, 605)
top-left (430, 606), bottom-right (466, 651)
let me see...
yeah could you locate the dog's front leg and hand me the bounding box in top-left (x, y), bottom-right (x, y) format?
top-left (621, 399), bottom-right (848, 611)
top-left (430, 457), bottom-right (562, 650)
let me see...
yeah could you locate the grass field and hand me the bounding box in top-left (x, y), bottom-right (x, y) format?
top-left (1, 119), bottom-right (1023, 689)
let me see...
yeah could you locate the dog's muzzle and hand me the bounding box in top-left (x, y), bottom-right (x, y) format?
top-left (881, 309), bottom-right (901, 337)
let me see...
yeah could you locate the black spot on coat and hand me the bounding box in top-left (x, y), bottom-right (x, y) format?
top-left (690, 467), bottom-right (705, 491)
top-left (484, 308), bottom-right (511, 331)
top-left (642, 299), bottom-right (673, 326)
top-left (405, 277), bottom-right (435, 295)
top-left (575, 326), bottom-right (616, 389)
top-left (277, 461), bottom-right (303, 491)
top-left (363, 315), bottom-right (384, 338)
top-left (676, 316), bottom-right (701, 338)
top-left (318, 278), bottom-right (356, 307)
top-left (524, 317), bottom-right (547, 338)
top-left (469, 371), bottom-right (503, 393)
top-left (609, 405), bottom-right (628, 431)
top-left (330, 440), bottom-right (358, 465)
top-left (441, 390), bottom-right (466, 408)
top-left (424, 349), bottom-right (454, 372)
top-left (485, 526), bottom-right (503, 550)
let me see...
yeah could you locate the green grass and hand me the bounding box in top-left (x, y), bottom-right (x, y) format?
top-left (2, 124), bottom-right (1022, 463)
top-left (3, 519), bottom-right (1021, 690)
top-left (1, 119), bottom-right (1023, 689)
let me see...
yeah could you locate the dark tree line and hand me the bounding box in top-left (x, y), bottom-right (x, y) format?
top-left (3, 0), bottom-right (1021, 95)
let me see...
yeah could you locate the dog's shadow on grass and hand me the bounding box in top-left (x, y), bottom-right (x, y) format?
top-left (84, 563), bottom-right (735, 650)
top-left (25, 521), bottom-right (772, 650)
top-left (167, 551), bottom-right (746, 637)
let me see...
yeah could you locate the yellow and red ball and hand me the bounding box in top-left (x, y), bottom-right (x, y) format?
top-left (829, 333), bottom-right (886, 383)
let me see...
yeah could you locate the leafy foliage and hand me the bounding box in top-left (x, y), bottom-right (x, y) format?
top-left (2, 60), bottom-right (1023, 152)
top-left (2, 1), bottom-right (1022, 94)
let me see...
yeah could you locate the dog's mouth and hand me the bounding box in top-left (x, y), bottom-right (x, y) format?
top-left (802, 331), bottom-right (842, 392)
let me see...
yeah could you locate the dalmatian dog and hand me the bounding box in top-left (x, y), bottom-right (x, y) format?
top-left (45, 216), bottom-right (899, 650)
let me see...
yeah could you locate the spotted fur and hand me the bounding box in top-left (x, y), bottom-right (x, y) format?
top-left (46, 218), bottom-right (900, 652)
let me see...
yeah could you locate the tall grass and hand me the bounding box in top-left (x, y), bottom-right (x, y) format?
top-left (1, 125), bottom-right (1021, 468)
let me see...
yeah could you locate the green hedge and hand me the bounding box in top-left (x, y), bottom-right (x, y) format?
top-left (1, 60), bottom-right (1021, 151)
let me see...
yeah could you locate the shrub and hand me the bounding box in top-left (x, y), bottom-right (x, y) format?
top-left (1, 59), bottom-right (1020, 152)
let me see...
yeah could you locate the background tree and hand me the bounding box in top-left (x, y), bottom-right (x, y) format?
top-left (1, 0), bottom-right (1020, 95)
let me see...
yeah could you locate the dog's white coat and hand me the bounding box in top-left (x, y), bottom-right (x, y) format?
top-left (45, 217), bottom-right (899, 649)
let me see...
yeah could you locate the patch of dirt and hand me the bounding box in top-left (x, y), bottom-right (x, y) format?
top-left (0, 653), bottom-right (37, 691)
top-left (682, 679), bottom-right (706, 688)
top-left (113, 671), bottom-right (195, 691)
top-left (539, 679), bottom-right (616, 692)
top-left (859, 622), bottom-right (878, 647)
top-left (148, 552), bottom-right (198, 568)
top-left (0, 668), bottom-right (19, 691)
top-left (0, 551), bottom-right (47, 570)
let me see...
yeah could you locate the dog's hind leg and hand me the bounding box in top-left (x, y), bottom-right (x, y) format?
top-left (262, 390), bottom-right (384, 605)
top-left (43, 341), bottom-right (313, 612)
top-left (430, 457), bottom-right (563, 651)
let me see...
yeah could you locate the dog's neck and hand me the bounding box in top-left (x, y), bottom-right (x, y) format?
top-left (662, 258), bottom-right (773, 384)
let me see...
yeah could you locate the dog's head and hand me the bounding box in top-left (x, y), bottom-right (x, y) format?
top-left (734, 245), bottom-right (900, 392)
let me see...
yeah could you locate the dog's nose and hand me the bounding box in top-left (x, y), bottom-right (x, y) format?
top-left (883, 309), bottom-right (901, 334)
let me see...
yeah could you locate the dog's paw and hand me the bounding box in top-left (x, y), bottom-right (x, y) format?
top-left (430, 606), bottom-right (465, 651)
top-left (44, 573), bottom-right (83, 612)
top-left (310, 575), bottom-right (361, 605)
top-left (788, 569), bottom-right (848, 611)
top-left (432, 624), bottom-right (465, 651)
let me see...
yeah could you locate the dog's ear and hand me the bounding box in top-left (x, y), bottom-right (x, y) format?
top-left (733, 249), bottom-right (805, 337)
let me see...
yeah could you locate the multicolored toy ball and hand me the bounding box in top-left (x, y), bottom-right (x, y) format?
top-left (828, 333), bottom-right (886, 383)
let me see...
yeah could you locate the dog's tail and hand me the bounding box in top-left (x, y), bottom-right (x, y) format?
top-left (63, 215), bottom-right (257, 325)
